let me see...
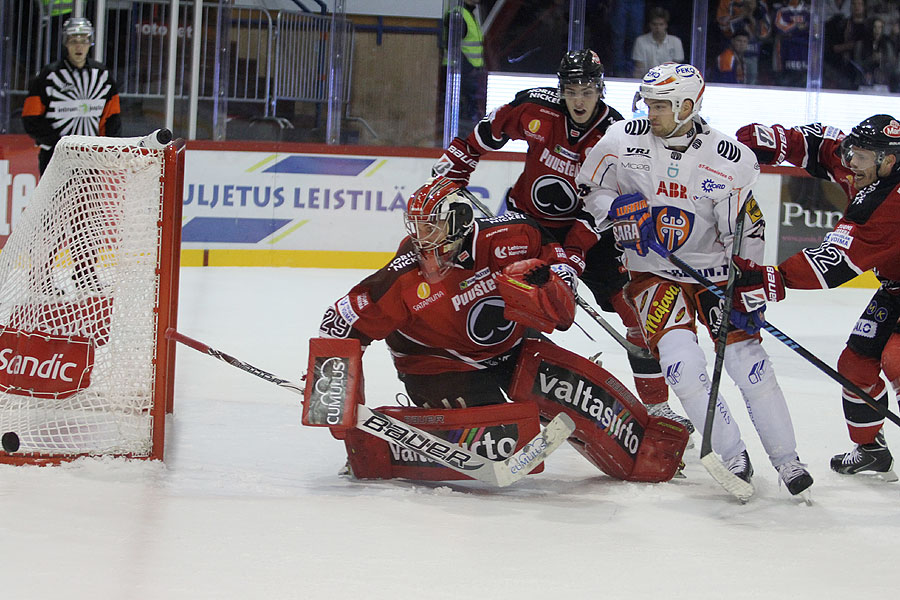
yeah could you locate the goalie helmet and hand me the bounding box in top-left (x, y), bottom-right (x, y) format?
top-left (840, 114), bottom-right (900, 172)
top-left (63, 17), bottom-right (95, 46)
top-left (639, 62), bottom-right (704, 128)
top-left (404, 177), bottom-right (475, 283)
top-left (558, 49), bottom-right (605, 97)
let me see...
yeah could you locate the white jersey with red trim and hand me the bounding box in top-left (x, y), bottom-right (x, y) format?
top-left (576, 117), bottom-right (764, 284)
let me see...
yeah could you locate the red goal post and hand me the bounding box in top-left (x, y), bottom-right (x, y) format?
top-left (0, 132), bottom-right (184, 464)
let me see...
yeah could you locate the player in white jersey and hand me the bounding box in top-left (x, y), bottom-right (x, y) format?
top-left (575, 62), bottom-right (813, 499)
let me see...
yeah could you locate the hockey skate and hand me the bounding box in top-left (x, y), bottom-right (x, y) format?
top-left (723, 449), bottom-right (753, 483)
top-left (776, 457), bottom-right (814, 503)
top-left (646, 401), bottom-right (695, 435)
top-left (830, 431), bottom-right (898, 481)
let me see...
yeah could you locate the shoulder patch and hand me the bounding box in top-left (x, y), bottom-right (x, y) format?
top-left (625, 119), bottom-right (652, 136)
top-left (716, 140), bottom-right (742, 163)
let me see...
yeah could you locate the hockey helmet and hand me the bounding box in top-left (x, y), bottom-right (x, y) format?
top-left (639, 62), bottom-right (705, 128)
top-left (404, 177), bottom-right (475, 282)
top-left (63, 17), bottom-right (95, 46)
top-left (840, 114), bottom-right (900, 172)
top-left (558, 49), bottom-right (605, 97)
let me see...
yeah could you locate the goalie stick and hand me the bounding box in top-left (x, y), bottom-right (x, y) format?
top-left (458, 189), bottom-right (653, 361)
top-left (652, 244), bottom-right (900, 430)
top-left (165, 328), bottom-right (576, 487)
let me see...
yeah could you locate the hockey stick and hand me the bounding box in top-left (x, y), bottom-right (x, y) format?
top-left (459, 188), bottom-right (653, 361)
top-left (654, 247), bottom-right (900, 429)
top-left (698, 199), bottom-right (754, 502)
top-left (166, 328), bottom-right (575, 487)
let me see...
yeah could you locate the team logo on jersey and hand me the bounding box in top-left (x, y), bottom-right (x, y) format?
top-left (467, 297), bottom-right (516, 346)
top-left (528, 119), bottom-right (541, 133)
top-left (553, 145), bottom-right (580, 161)
top-left (532, 175), bottom-right (578, 217)
top-left (716, 140), bottom-right (742, 163)
top-left (653, 207), bottom-right (694, 252)
top-left (700, 178), bottom-right (727, 193)
top-left (417, 282), bottom-right (431, 299)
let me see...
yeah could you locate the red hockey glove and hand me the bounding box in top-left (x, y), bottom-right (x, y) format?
top-left (607, 193), bottom-right (660, 257)
top-left (497, 259), bottom-right (576, 333)
top-left (563, 246), bottom-right (586, 276)
top-left (736, 123), bottom-right (789, 165)
top-left (431, 137), bottom-right (479, 185)
top-left (731, 256), bottom-right (786, 314)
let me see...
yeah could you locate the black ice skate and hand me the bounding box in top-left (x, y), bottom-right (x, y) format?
top-left (830, 431), bottom-right (898, 481)
top-left (776, 457), bottom-right (814, 502)
top-left (647, 401), bottom-right (696, 435)
top-left (724, 449), bottom-right (753, 483)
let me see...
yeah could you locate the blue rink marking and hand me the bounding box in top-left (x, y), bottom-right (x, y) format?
top-left (262, 156), bottom-right (376, 176)
top-left (182, 217), bottom-right (293, 243)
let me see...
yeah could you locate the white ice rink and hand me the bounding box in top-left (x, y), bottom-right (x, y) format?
top-left (1, 266), bottom-right (898, 599)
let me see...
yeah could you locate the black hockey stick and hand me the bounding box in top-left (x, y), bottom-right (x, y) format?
top-left (458, 188), bottom-right (653, 361)
top-left (655, 247), bottom-right (900, 430)
top-left (698, 199), bottom-right (754, 502)
top-left (166, 328), bottom-right (575, 487)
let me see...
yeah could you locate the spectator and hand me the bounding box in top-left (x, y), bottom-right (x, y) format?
top-left (610, 0), bottom-right (646, 76)
top-left (631, 6), bottom-right (685, 78)
top-left (773, 0), bottom-right (811, 87)
top-left (441, 0), bottom-right (487, 138)
top-left (714, 29), bottom-right (752, 83)
top-left (824, 0), bottom-right (869, 90)
top-left (856, 17), bottom-right (897, 88)
top-left (824, 0), bottom-right (853, 21)
top-left (716, 0), bottom-right (771, 84)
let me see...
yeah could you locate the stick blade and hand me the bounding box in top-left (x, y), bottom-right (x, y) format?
top-left (491, 413), bottom-right (576, 487)
top-left (700, 452), bottom-right (755, 503)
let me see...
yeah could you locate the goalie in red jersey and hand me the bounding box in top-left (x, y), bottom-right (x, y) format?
top-left (313, 176), bottom-right (688, 483)
top-left (432, 48), bottom-right (682, 433)
top-left (736, 114), bottom-right (900, 480)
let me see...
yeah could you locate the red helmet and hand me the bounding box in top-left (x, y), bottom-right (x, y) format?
top-left (404, 177), bottom-right (474, 282)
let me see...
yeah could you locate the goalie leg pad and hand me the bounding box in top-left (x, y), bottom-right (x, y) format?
top-left (343, 401), bottom-right (542, 481)
top-left (509, 338), bottom-right (688, 482)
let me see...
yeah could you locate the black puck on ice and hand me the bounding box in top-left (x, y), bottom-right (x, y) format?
top-left (2, 431), bottom-right (20, 453)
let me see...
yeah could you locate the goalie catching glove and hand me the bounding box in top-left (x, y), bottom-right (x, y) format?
top-left (497, 259), bottom-right (576, 333)
top-left (607, 193), bottom-right (661, 257)
top-left (431, 138), bottom-right (480, 185)
top-left (729, 256), bottom-right (786, 334)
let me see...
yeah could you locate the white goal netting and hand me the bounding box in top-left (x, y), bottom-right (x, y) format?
top-left (0, 134), bottom-right (178, 459)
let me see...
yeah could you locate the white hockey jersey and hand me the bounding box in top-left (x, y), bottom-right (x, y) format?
top-left (576, 117), bottom-right (765, 284)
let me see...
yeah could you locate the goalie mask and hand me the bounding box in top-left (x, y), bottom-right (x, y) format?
top-left (63, 17), bottom-right (95, 46)
top-left (840, 114), bottom-right (900, 174)
top-left (404, 177), bottom-right (475, 283)
top-left (637, 62), bottom-right (705, 133)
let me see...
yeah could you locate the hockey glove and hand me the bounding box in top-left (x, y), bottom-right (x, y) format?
top-left (431, 137), bottom-right (480, 185)
top-left (731, 256), bottom-right (786, 314)
top-left (497, 259), bottom-right (576, 333)
top-left (736, 123), bottom-right (789, 165)
top-left (730, 307), bottom-right (767, 335)
top-left (607, 193), bottom-right (659, 257)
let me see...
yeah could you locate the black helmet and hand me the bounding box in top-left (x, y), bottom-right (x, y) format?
top-left (840, 114), bottom-right (900, 172)
top-left (558, 49), bottom-right (605, 95)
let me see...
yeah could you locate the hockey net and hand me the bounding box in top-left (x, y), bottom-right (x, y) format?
top-left (0, 132), bottom-right (184, 464)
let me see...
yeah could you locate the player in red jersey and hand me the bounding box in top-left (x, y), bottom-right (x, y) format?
top-left (736, 115), bottom-right (900, 479)
top-left (315, 177), bottom-right (689, 483)
top-left (432, 49), bottom-right (683, 431)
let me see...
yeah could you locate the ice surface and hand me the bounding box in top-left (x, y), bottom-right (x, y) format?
top-left (1, 267), bottom-right (898, 599)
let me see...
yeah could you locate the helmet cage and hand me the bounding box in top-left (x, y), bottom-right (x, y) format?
top-left (404, 178), bottom-right (474, 281)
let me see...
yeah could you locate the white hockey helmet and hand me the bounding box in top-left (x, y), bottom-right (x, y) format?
top-left (63, 17), bottom-right (95, 46)
top-left (639, 62), bottom-right (705, 127)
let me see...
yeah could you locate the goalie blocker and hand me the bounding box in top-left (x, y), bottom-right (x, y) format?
top-left (304, 337), bottom-right (687, 483)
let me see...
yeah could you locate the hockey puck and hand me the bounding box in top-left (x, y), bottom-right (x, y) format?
top-left (2, 431), bottom-right (20, 453)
